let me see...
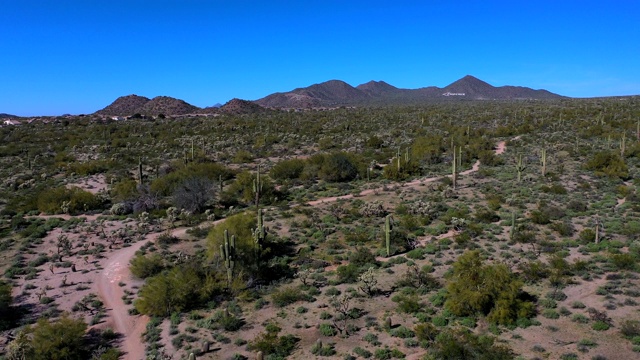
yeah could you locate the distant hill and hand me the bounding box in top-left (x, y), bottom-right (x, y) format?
top-left (254, 75), bottom-right (564, 108)
top-left (218, 98), bottom-right (267, 115)
top-left (94, 75), bottom-right (565, 116)
top-left (138, 96), bottom-right (200, 116)
top-left (0, 113), bottom-right (18, 118)
top-left (95, 95), bottom-right (151, 116)
top-left (96, 95), bottom-right (200, 116)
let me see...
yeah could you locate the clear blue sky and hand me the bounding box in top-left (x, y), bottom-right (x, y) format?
top-left (1, 0), bottom-right (639, 116)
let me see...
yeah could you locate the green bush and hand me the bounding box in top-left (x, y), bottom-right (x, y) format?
top-left (36, 186), bottom-right (102, 214)
top-left (134, 264), bottom-right (214, 317)
top-left (592, 321), bottom-right (611, 331)
top-left (247, 323), bottom-right (299, 358)
top-left (20, 314), bottom-right (89, 360)
top-left (318, 323), bottom-right (337, 336)
top-left (270, 159), bottom-right (305, 181)
top-left (129, 253), bottom-right (164, 279)
top-left (271, 286), bottom-right (312, 308)
top-left (585, 151), bottom-right (629, 179)
top-left (444, 251), bottom-right (535, 325)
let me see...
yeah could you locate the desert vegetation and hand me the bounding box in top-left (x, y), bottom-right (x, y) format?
top-left (0, 97), bottom-right (639, 359)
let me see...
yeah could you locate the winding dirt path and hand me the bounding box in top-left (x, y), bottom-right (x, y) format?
top-left (308, 141), bottom-right (506, 206)
top-left (98, 220), bottom-right (224, 360)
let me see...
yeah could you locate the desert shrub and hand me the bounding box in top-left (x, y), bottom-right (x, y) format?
top-left (610, 253), bottom-right (637, 270)
top-left (477, 150), bottom-right (504, 166)
top-left (311, 341), bottom-right (336, 356)
top-left (392, 293), bottom-right (422, 314)
top-left (474, 207), bottom-right (500, 223)
top-left (151, 162), bottom-right (233, 197)
top-left (415, 323), bottom-right (439, 342)
top-left (620, 320), bottom-right (640, 338)
top-left (585, 151), bottom-right (629, 179)
top-left (425, 328), bottom-right (514, 360)
top-left (318, 152), bottom-right (360, 182)
top-left (134, 264), bottom-right (215, 317)
top-left (374, 347), bottom-right (405, 360)
top-left (382, 159), bottom-right (421, 181)
top-left (550, 221), bottom-right (574, 236)
top-left (247, 323), bottom-right (299, 359)
top-left (319, 323), bottom-right (337, 336)
top-left (110, 179), bottom-right (139, 202)
top-left (233, 150), bottom-right (253, 163)
top-left (270, 159), bottom-right (305, 181)
top-left (210, 309), bottom-right (244, 331)
top-left (391, 326), bottom-right (415, 339)
top-left (530, 210), bottom-right (550, 225)
top-left (17, 313), bottom-right (89, 360)
top-left (354, 346), bottom-right (373, 358)
top-left (541, 183), bottom-right (567, 194)
top-left (36, 186), bottom-right (102, 214)
top-left (592, 321), bottom-right (610, 331)
top-left (579, 229), bottom-right (596, 244)
top-left (444, 251), bottom-right (535, 325)
top-left (350, 247), bottom-right (378, 267)
top-left (129, 253), bottom-right (164, 279)
top-left (172, 176), bottom-right (216, 213)
top-left (271, 286), bottom-right (312, 308)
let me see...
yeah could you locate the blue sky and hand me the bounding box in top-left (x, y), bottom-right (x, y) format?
top-left (1, 0), bottom-right (639, 116)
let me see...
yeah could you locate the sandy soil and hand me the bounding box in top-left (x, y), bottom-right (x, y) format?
top-left (67, 174), bottom-right (108, 194)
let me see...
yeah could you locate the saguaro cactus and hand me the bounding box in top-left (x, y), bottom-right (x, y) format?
top-left (540, 148), bottom-right (547, 177)
top-left (620, 132), bottom-right (626, 157)
top-left (515, 154), bottom-right (526, 183)
top-left (510, 212), bottom-right (517, 240)
top-left (452, 146), bottom-right (457, 190)
top-left (253, 208), bottom-right (266, 255)
top-left (253, 165), bottom-right (263, 207)
top-left (138, 157), bottom-right (143, 185)
top-left (385, 215), bottom-right (393, 257)
top-left (220, 230), bottom-right (236, 286)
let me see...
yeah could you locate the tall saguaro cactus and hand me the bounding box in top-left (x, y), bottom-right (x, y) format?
top-left (452, 146), bottom-right (457, 190)
top-left (515, 154), bottom-right (526, 183)
top-left (385, 215), bottom-right (393, 257)
top-left (540, 149), bottom-right (547, 177)
top-left (253, 208), bottom-right (266, 255)
top-left (138, 157), bottom-right (143, 185)
top-left (253, 165), bottom-right (263, 207)
top-left (220, 230), bottom-right (236, 286)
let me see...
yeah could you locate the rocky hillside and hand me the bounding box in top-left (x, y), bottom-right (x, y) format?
top-left (254, 75), bottom-right (565, 108)
top-left (95, 95), bottom-right (199, 116)
top-left (137, 96), bottom-right (200, 116)
top-left (95, 95), bottom-right (151, 116)
top-left (218, 98), bottom-right (266, 115)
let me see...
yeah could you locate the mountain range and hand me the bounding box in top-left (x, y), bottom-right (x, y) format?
top-left (94, 75), bottom-right (564, 116)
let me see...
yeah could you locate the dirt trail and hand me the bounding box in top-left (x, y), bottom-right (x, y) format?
top-left (97, 219), bottom-right (224, 360)
top-left (308, 141), bottom-right (506, 206)
top-left (98, 239), bottom-right (150, 360)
